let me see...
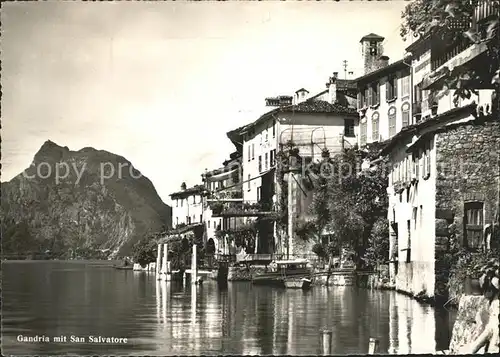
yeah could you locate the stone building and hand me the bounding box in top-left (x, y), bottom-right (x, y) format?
top-left (225, 73), bottom-right (359, 258)
top-left (201, 152), bottom-right (244, 256)
top-left (381, 0), bottom-right (500, 301)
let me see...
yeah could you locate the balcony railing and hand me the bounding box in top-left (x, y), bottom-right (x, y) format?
top-left (474, 0), bottom-right (498, 23)
top-left (431, 39), bottom-right (472, 71)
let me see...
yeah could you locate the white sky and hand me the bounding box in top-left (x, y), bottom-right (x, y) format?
top-left (1, 0), bottom-right (411, 205)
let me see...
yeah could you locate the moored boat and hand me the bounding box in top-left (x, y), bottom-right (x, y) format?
top-left (252, 259), bottom-right (311, 287)
top-left (284, 277), bottom-right (312, 290)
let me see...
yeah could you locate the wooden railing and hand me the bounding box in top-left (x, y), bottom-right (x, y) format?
top-left (474, 0), bottom-right (497, 23)
top-left (431, 39), bottom-right (472, 71)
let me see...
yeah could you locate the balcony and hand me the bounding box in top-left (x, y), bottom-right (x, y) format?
top-left (431, 38), bottom-right (472, 71)
top-left (474, 0), bottom-right (498, 23)
top-left (210, 201), bottom-right (277, 218)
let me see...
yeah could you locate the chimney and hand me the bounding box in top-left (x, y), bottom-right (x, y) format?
top-left (378, 55), bottom-right (390, 70)
top-left (181, 182), bottom-right (187, 191)
top-left (328, 72), bottom-right (338, 104)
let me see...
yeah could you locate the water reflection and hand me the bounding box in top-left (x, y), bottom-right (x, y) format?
top-left (2, 262), bottom-right (456, 355)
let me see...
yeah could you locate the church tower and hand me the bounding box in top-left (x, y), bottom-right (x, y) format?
top-left (360, 33), bottom-right (385, 75)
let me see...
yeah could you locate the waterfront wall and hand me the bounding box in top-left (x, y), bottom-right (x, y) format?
top-left (435, 119), bottom-right (500, 301)
top-left (448, 295), bottom-right (492, 354)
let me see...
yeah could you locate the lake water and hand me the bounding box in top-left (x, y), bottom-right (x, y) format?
top-left (1, 261), bottom-right (457, 355)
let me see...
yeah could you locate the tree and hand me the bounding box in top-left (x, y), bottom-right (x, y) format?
top-left (363, 218), bottom-right (390, 269)
top-left (400, 0), bottom-right (499, 107)
top-left (308, 147), bottom-right (389, 268)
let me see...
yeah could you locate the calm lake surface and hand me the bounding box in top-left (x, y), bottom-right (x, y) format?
top-left (2, 261), bottom-right (457, 355)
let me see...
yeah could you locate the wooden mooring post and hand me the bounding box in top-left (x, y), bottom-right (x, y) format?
top-left (321, 329), bottom-right (332, 355)
top-left (368, 337), bottom-right (379, 354)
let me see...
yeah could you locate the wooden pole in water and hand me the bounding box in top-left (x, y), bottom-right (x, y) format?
top-left (191, 243), bottom-right (197, 284)
top-left (368, 337), bottom-right (379, 354)
top-left (161, 243), bottom-right (168, 278)
top-left (321, 329), bottom-right (332, 355)
top-left (156, 244), bottom-right (162, 279)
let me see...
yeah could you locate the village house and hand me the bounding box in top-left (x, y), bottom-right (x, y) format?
top-left (201, 151), bottom-right (244, 256)
top-left (381, 1), bottom-right (500, 302)
top-left (355, 33), bottom-right (413, 147)
top-left (225, 74), bottom-right (359, 259)
top-left (167, 183), bottom-right (206, 242)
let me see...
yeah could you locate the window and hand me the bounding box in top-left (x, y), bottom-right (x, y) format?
top-left (265, 127), bottom-right (268, 142)
top-left (414, 83), bottom-right (422, 103)
top-left (272, 119), bottom-right (276, 137)
top-left (264, 153), bottom-right (268, 170)
top-left (258, 155), bottom-right (262, 172)
top-left (251, 144), bottom-right (255, 160)
top-left (369, 41), bottom-right (378, 55)
top-left (176, 199), bottom-right (179, 207)
top-left (247, 145), bottom-right (251, 162)
top-left (257, 187), bottom-right (261, 201)
top-left (368, 82), bottom-right (380, 106)
top-left (270, 149), bottom-right (276, 167)
top-left (187, 216), bottom-right (191, 224)
top-left (413, 151), bottom-right (420, 179)
top-left (422, 141), bottom-right (431, 178)
top-left (344, 119), bottom-right (355, 137)
top-left (406, 220), bottom-right (411, 263)
top-left (388, 107), bottom-right (397, 137)
top-left (357, 89), bottom-right (366, 109)
top-left (176, 217), bottom-right (179, 226)
top-left (464, 202), bottom-right (484, 249)
top-left (386, 76), bottom-right (397, 101)
top-left (360, 121), bottom-right (367, 146)
top-left (200, 214), bottom-right (203, 223)
top-left (402, 103), bottom-right (410, 128)
top-left (371, 113), bottom-right (379, 141)
top-left (413, 207), bottom-right (418, 231)
top-left (208, 220), bottom-right (211, 228)
top-left (401, 75), bottom-right (410, 98)
top-left (181, 199), bottom-right (183, 207)
top-left (247, 174), bottom-right (251, 191)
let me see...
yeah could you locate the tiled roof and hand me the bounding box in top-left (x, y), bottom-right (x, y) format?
top-left (354, 59), bottom-right (408, 86)
top-left (170, 184), bottom-right (206, 198)
top-left (227, 95), bottom-right (357, 142)
top-left (360, 33), bottom-right (385, 42)
top-left (283, 99), bottom-right (357, 115)
top-left (336, 79), bottom-right (357, 90)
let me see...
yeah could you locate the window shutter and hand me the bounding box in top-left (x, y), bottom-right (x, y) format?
top-left (394, 77), bottom-right (398, 99)
top-left (377, 82), bottom-right (381, 104)
top-left (357, 92), bottom-right (362, 109)
top-left (386, 80), bottom-right (391, 102)
top-left (367, 87), bottom-right (372, 106)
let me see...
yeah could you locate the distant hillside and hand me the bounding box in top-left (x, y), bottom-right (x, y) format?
top-left (1, 140), bottom-right (172, 259)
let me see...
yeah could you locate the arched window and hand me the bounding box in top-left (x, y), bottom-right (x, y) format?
top-left (402, 102), bottom-right (410, 128)
top-left (371, 112), bottom-right (379, 142)
top-left (388, 106), bottom-right (397, 137)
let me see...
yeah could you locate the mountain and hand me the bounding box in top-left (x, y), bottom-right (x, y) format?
top-left (1, 140), bottom-right (172, 259)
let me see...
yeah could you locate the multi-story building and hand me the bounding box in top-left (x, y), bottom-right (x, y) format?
top-left (202, 152), bottom-right (244, 255)
top-left (227, 73), bottom-right (359, 257)
top-left (355, 33), bottom-right (413, 148)
top-left (382, 1), bottom-right (500, 302)
top-left (170, 182), bottom-right (205, 228)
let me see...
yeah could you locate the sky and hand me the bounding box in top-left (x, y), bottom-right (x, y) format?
top-left (1, 0), bottom-right (411, 205)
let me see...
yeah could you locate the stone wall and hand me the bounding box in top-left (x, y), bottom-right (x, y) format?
top-left (434, 119), bottom-right (500, 300)
top-left (448, 295), bottom-right (491, 354)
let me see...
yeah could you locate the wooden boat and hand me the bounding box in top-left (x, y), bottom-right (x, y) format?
top-left (252, 259), bottom-right (311, 287)
top-left (284, 277), bottom-right (312, 290)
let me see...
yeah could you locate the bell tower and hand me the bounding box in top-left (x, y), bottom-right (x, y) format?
top-left (360, 33), bottom-right (385, 75)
